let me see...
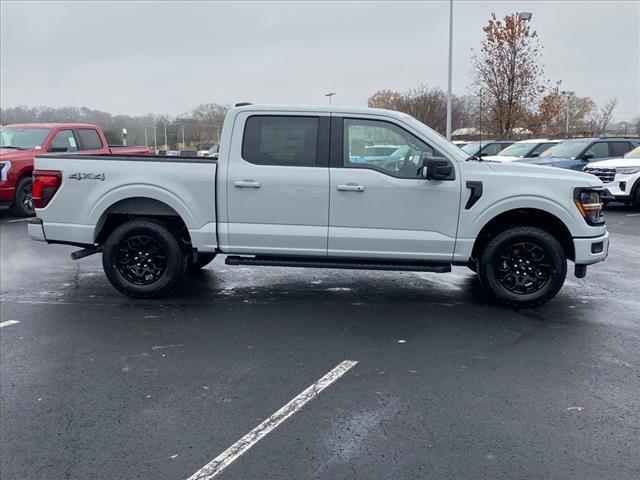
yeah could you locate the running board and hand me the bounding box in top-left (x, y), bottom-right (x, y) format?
top-left (225, 255), bottom-right (451, 273)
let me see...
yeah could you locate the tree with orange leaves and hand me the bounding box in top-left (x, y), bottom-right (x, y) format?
top-left (471, 12), bottom-right (547, 138)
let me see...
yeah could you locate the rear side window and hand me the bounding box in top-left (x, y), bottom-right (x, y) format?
top-left (530, 142), bottom-right (555, 157)
top-left (76, 129), bottom-right (103, 150)
top-left (609, 142), bottom-right (633, 157)
top-left (480, 143), bottom-right (503, 156)
top-left (49, 129), bottom-right (78, 152)
top-left (583, 142), bottom-right (609, 159)
top-left (242, 116), bottom-right (318, 167)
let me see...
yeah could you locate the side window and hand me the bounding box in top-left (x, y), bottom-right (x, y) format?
top-left (242, 116), bottom-right (318, 167)
top-left (480, 143), bottom-right (502, 156)
top-left (610, 142), bottom-right (633, 157)
top-left (583, 142), bottom-right (609, 159)
top-left (76, 129), bottom-right (103, 150)
top-left (49, 130), bottom-right (78, 152)
top-left (344, 119), bottom-right (434, 178)
top-left (530, 142), bottom-right (554, 157)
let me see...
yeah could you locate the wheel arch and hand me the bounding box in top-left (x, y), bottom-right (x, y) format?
top-left (471, 208), bottom-right (575, 262)
top-left (94, 197), bottom-right (191, 247)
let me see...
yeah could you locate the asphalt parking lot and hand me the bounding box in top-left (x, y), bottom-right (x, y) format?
top-left (1, 207), bottom-right (639, 480)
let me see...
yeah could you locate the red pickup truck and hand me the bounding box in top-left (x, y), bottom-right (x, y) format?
top-left (0, 123), bottom-right (151, 216)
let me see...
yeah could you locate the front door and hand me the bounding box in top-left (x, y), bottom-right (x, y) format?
top-left (226, 113), bottom-right (330, 256)
top-left (328, 117), bottom-right (461, 261)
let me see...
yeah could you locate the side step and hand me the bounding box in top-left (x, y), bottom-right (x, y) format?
top-left (225, 255), bottom-right (451, 273)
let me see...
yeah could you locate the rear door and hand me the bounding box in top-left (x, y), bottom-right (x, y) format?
top-left (74, 128), bottom-right (106, 154)
top-left (328, 116), bottom-right (460, 261)
top-left (226, 112), bottom-right (330, 256)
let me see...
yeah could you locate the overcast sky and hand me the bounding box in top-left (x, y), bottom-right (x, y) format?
top-left (1, 1), bottom-right (639, 121)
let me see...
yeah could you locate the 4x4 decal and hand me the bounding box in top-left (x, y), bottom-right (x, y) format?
top-left (68, 172), bottom-right (105, 181)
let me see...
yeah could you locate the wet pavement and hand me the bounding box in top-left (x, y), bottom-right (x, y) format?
top-left (1, 207), bottom-right (639, 479)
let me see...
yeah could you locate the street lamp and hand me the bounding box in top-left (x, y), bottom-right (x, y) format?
top-left (518, 11), bottom-right (533, 20)
top-left (325, 92), bottom-right (336, 105)
top-left (561, 90), bottom-right (575, 138)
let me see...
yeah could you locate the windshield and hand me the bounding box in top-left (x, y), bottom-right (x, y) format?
top-left (0, 127), bottom-right (50, 149)
top-left (540, 140), bottom-right (590, 159)
top-left (461, 142), bottom-right (481, 154)
top-left (497, 142), bottom-right (534, 157)
top-left (624, 146), bottom-right (640, 159)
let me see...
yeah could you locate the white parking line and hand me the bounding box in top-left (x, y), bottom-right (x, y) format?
top-left (626, 213), bottom-right (640, 217)
top-left (186, 359), bottom-right (358, 480)
top-left (0, 320), bottom-right (20, 328)
top-left (7, 218), bottom-right (30, 223)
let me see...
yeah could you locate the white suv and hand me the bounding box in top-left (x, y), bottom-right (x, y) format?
top-left (585, 146), bottom-right (640, 210)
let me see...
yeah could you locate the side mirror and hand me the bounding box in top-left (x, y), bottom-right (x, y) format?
top-left (581, 153), bottom-right (594, 161)
top-left (420, 156), bottom-right (455, 181)
top-left (48, 146), bottom-right (68, 153)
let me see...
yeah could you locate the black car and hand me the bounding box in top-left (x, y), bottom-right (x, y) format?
top-left (461, 140), bottom-right (514, 157)
top-left (515, 137), bottom-right (640, 171)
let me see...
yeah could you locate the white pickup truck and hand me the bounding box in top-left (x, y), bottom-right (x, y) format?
top-left (28, 104), bottom-right (610, 306)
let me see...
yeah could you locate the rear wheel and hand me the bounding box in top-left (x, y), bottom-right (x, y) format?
top-left (10, 176), bottom-right (34, 217)
top-left (186, 252), bottom-right (216, 273)
top-left (477, 226), bottom-right (567, 307)
top-left (102, 219), bottom-right (187, 298)
top-left (633, 185), bottom-right (640, 211)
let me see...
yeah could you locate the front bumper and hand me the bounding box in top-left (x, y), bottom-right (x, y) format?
top-left (573, 230), bottom-right (609, 265)
top-left (27, 217), bottom-right (46, 242)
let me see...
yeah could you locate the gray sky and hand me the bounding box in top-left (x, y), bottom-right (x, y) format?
top-left (1, 1), bottom-right (639, 121)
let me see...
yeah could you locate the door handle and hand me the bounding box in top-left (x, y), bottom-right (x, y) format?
top-left (337, 184), bottom-right (365, 192)
top-left (234, 180), bottom-right (262, 188)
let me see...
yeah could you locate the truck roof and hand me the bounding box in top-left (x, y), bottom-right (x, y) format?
top-left (3, 122), bottom-right (101, 129)
top-left (231, 104), bottom-right (409, 119)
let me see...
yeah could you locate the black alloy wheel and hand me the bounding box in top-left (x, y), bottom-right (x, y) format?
top-left (496, 241), bottom-right (552, 295)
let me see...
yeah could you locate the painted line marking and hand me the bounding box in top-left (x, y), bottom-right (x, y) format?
top-left (625, 213), bottom-right (640, 217)
top-left (7, 218), bottom-right (30, 223)
top-left (186, 359), bottom-right (358, 480)
top-left (0, 320), bottom-right (20, 328)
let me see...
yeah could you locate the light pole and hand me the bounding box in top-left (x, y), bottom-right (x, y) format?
top-left (561, 90), bottom-right (575, 138)
top-left (181, 125), bottom-right (185, 149)
top-left (446, 0), bottom-right (453, 140)
top-left (153, 126), bottom-right (157, 152)
top-left (144, 127), bottom-right (148, 147)
top-left (164, 123), bottom-right (168, 150)
top-left (325, 92), bottom-right (336, 105)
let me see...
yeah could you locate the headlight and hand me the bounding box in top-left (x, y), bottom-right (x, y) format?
top-left (0, 161), bottom-right (11, 182)
top-left (574, 188), bottom-right (604, 226)
top-left (616, 167), bottom-right (640, 175)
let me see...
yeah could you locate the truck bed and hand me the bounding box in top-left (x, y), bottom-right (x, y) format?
top-left (32, 153), bottom-right (218, 251)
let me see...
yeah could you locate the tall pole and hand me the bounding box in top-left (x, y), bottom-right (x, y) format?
top-left (325, 92), bottom-right (336, 105)
top-left (144, 127), bottom-right (148, 147)
top-left (446, 0), bottom-right (453, 140)
top-left (164, 123), bottom-right (168, 149)
top-left (479, 89), bottom-right (482, 143)
top-left (153, 126), bottom-right (157, 152)
top-left (181, 125), bottom-right (185, 148)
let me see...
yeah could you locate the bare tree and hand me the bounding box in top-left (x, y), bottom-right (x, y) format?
top-left (471, 12), bottom-right (547, 138)
top-left (588, 98), bottom-right (618, 136)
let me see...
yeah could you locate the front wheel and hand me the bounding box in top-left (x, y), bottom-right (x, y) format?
top-left (102, 219), bottom-right (187, 298)
top-left (477, 226), bottom-right (567, 307)
top-left (633, 186), bottom-right (640, 211)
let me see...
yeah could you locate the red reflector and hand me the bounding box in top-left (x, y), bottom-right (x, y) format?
top-left (32, 170), bottom-right (62, 208)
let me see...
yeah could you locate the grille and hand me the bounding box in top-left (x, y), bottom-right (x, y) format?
top-left (584, 167), bottom-right (615, 183)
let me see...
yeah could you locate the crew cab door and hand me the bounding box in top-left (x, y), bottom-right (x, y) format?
top-left (328, 116), bottom-right (460, 261)
top-left (226, 112), bottom-right (330, 256)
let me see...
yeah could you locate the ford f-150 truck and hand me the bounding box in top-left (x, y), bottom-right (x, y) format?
top-left (0, 123), bottom-right (151, 216)
top-left (27, 105), bottom-right (610, 306)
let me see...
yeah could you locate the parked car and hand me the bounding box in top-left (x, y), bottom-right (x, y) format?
top-left (0, 123), bottom-right (151, 216)
top-left (28, 104), bottom-right (609, 307)
top-left (584, 146), bottom-right (640, 209)
top-left (461, 140), bottom-right (514, 158)
top-left (515, 137), bottom-right (640, 171)
top-left (482, 139), bottom-right (560, 162)
top-left (179, 149), bottom-right (198, 157)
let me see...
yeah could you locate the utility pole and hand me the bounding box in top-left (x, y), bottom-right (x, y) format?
top-left (561, 90), bottom-right (574, 138)
top-left (144, 127), bottom-right (148, 147)
top-left (153, 126), bottom-right (157, 152)
top-left (181, 125), bottom-right (185, 149)
top-left (446, 0), bottom-right (453, 140)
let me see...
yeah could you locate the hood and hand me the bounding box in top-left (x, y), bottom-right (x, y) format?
top-left (481, 155), bottom-right (521, 162)
top-left (485, 160), bottom-right (602, 186)
top-left (0, 147), bottom-right (38, 159)
top-left (587, 157), bottom-right (640, 168)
